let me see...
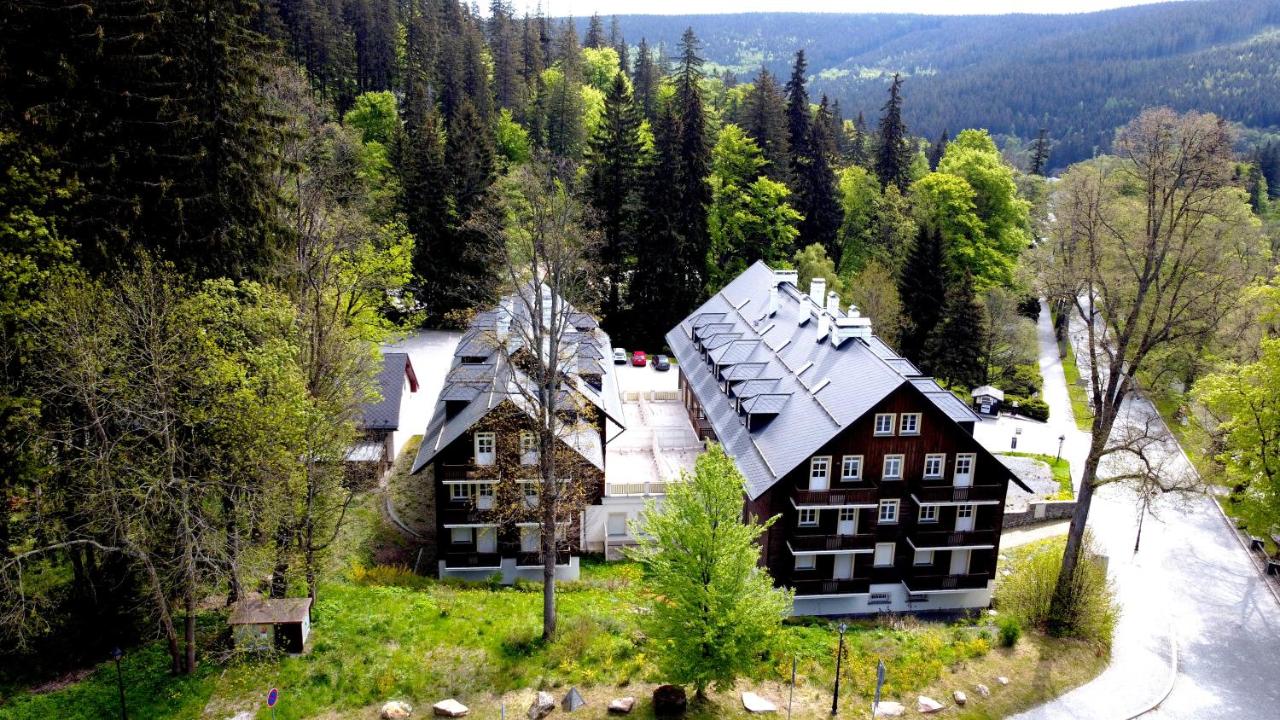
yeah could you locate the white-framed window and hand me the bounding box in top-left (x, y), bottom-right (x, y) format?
top-left (882, 455), bottom-right (904, 480)
top-left (519, 431), bottom-right (538, 465)
top-left (874, 542), bottom-right (895, 567)
top-left (450, 483), bottom-right (471, 501)
top-left (450, 527), bottom-right (472, 545)
top-left (840, 455), bottom-right (863, 481)
top-left (874, 413), bottom-right (895, 436)
top-left (795, 555), bottom-right (816, 571)
top-left (520, 526), bottom-right (539, 552)
top-left (797, 508), bottom-right (819, 527)
top-left (923, 453), bottom-right (945, 479)
top-left (954, 453), bottom-right (975, 479)
top-left (918, 505), bottom-right (939, 523)
top-left (522, 480), bottom-right (539, 507)
top-left (958, 504), bottom-right (975, 520)
top-left (868, 592), bottom-right (891, 605)
top-left (474, 431), bottom-right (496, 465)
top-left (900, 413), bottom-right (921, 435)
top-left (878, 499), bottom-right (899, 524)
top-left (914, 549), bottom-right (934, 566)
top-left (809, 456), bottom-right (830, 485)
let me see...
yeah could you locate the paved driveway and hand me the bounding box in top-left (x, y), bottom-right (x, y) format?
top-left (1011, 305), bottom-right (1280, 720)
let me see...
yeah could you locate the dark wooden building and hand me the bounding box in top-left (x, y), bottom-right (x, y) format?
top-left (667, 262), bottom-right (1028, 615)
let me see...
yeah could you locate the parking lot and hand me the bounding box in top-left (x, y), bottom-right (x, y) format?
top-left (607, 359), bottom-right (702, 486)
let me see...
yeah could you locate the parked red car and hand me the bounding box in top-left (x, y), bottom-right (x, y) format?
top-left (631, 350), bottom-right (648, 367)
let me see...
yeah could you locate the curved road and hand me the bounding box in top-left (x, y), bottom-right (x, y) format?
top-left (1009, 304), bottom-right (1280, 719)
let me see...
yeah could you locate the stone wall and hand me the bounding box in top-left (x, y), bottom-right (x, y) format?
top-left (1002, 499), bottom-right (1077, 528)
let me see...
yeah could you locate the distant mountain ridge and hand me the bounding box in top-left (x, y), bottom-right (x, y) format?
top-left (584, 1), bottom-right (1280, 167)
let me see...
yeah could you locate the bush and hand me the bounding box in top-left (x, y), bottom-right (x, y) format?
top-left (996, 535), bottom-right (1117, 646)
top-left (1008, 395), bottom-right (1050, 421)
top-left (1002, 363), bottom-right (1044, 397)
top-left (1017, 295), bottom-right (1042, 320)
top-left (998, 617), bottom-right (1022, 648)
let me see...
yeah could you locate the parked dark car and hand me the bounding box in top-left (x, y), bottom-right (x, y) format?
top-left (652, 355), bottom-right (670, 371)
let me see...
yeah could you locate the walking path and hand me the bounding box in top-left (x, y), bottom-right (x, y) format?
top-left (1012, 302), bottom-right (1280, 720)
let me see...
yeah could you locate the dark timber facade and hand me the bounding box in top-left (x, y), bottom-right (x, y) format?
top-left (667, 262), bottom-right (1026, 615)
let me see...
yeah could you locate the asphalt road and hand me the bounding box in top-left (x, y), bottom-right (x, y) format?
top-left (1012, 305), bottom-right (1280, 720)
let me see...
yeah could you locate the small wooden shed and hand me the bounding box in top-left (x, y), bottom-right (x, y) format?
top-left (971, 385), bottom-right (1005, 416)
top-left (229, 597), bottom-right (312, 653)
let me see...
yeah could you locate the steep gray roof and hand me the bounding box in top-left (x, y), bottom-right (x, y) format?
top-left (411, 285), bottom-right (624, 474)
top-left (357, 352), bottom-right (416, 431)
top-left (666, 261), bottom-right (999, 501)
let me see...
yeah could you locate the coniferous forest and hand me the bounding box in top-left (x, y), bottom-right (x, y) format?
top-left (2, 0), bottom-right (1280, 711)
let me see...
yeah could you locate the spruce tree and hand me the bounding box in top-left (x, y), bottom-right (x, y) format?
top-left (585, 12), bottom-right (606, 48)
top-left (796, 98), bottom-right (844, 260)
top-left (670, 28), bottom-right (713, 322)
top-left (744, 67), bottom-right (790, 183)
top-left (785, 50), bottom-right (811, 166)
top-left (632, 38), bottom-right (659, 121)
top-left (609, 16), bottom-right (629, 73)
top-left (349, 0), bottom-right (398, 92)
top-left (927, 129), bottom-right (949, 171)
top-left (629, 108), bottom-right (683, 349)
top-left (543, 23), bottom-right (586, 158)
top-left (1030, 128), bottom-right (1051, 176)
top-left (850, 112), bottom-right (870, 167)
top-left (520, 12), bottom-right (545, 122)
top-left (830, 98), bottom-right (846, 158)
top-left (897, 225), bottom-right (947, 364)
top-left (586, 73), bottom-right (644, 330)
top-left (488, 0), bottom-right (522, 111)
top-left (922, 271), bottom-right (988, 389)
top-left (875, 73), bottom-right (912, 193)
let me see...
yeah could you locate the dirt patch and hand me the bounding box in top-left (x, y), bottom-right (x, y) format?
top-left (28, 667), bottom-right (97, 695)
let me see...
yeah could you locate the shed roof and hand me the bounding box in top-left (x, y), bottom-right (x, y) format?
top-left (356, 352), bottom-right (417, 431)
top-left (228, 597), bottom-right (312, 625)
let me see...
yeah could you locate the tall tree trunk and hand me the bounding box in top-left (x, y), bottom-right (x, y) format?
top-left (183, 588), bottom-right (196, 674)
top-left (139, 554), bottom-right (183, 674)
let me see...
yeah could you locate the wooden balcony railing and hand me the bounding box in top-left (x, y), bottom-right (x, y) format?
top-left (909, 529), bottom-right (998, 548)
top-left (515, 551), bottom-right (571, 568)
top-left (605, 481), bottom-right (672, 497)
top-left (790, 578), bottom-right (871, 596)
top-left (439, 463), bottom-right (497, 480)
top-left (902, 572), bottom-right (991, 592)
top-left (911, 484), bottom-right (1005, 504)
top-left (442, 552), bottom-right (502, 569)
top-left (793, 487), bottom-right (878, 507)
top-left (788, 533), bottom-right (876, 552)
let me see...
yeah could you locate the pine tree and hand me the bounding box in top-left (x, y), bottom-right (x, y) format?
top-left (585, 12), bottom-right (606, 48)
top-left (632, 38), bottom-right (659, 121)
top-left (927, 129), bottom-right (949, 171)
top-left (785, 50), bottom-right (811, 166)
top-left (519, 12), bottom-right (545, 122)
top-left (542, 22), bottom-right (586, 158)
top-left (586, 73), bottom-right (644, 330)
top-left (1030, 128), bottom-right (1051, 176)
top-left (897, 225), bottom-right (947, 364)
top-left (850, 111), bottom-right (870, 167)
top-left (629, 108), bottom-right (683, 349)
top-left (923, 272), bottom-right (988, 388)
top-left (348, 0), bottom-right (398, 92)
top-left (744, 67), bottom-right (790, 183)
top-left (875, 73), bottom-right (912, 193)
top-left (673, 28), bottom-right (713, 307)
top-left (829, 98), bottom-right (846, 158)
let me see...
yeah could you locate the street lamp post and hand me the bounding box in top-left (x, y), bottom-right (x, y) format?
top-left (110, 647), bottom-right (127, 720)
top-left (1057, 434), bottom-right (1066, 462)
top-left (831, 622), bottom-right (848, 716)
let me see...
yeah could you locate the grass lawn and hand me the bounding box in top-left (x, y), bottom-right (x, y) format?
top-left (2, 494), bottom-right (1106, 720)
top-left (1000, 452), bottom-right (1073, 500)
top-left (1058, 338), bottom-right (1093, 433)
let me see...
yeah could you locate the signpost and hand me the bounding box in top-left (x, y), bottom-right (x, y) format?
top-left (872, 659), bottom-right (886, 718)
top-left (267, 687), bottom-right (279, 720)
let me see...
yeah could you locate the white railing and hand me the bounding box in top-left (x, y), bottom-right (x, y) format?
top-left (605, 481), bottom-right (672, 497)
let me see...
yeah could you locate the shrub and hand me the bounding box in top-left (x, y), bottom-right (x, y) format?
top-left (1017, 295), bottom-right (1042, 320)
top-left (1002, 363), bottom-right (1044, 397)
top-left (1007, 395), bottom-right (1050, 421)
top-left (996, 534), bottom-right (1117, 646)
top-left (998, 617), bottom-right (1022, 647)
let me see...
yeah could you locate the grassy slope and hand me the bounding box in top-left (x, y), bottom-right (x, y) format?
top-left (1059, 338), bottom-right (1093, 433)
top-left (1001, 452), bottom-right (1073, 500)
top-left (2, 494), bottom-right (1106, 720)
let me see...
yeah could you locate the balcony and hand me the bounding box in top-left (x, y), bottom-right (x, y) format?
top-left (439, 463), bottom-right (497, 481)
top-left (788, 533), bottom-right (876, 552)
top-left (516, 550), bottom-right (572, 568)
top-left (793, 487), bottom-right (878, 507)
top-left (902, 572), bottom-right (991, 592)
top-left (605, 480), bottom-right (672, 497)
top-left (442, 552), bottom-right (502, 569)
top-left (908, 529), bottom-right (998, 549)
top-left (791, 578), bottom-right (871, 596)
top-left (912, 483), bottom-right (1005, 504)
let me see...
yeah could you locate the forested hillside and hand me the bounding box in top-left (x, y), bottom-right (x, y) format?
top-left (600, 1), bottom-right (1280, 168)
